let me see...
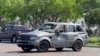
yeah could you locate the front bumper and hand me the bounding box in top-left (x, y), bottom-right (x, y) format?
top-left (17, 40), bottom-right (39, 47)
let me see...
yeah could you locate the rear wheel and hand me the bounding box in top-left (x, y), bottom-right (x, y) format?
top-left (55, 48), bottom-right (63, 51)
top-left (21, 46), bottom-right (32, 52)
top-left (37, 41), bottom-right (49, 52)
top-left (11, 35), bottom-right (17, 43)
top-left (0, 40), bottom-right (1, 42)
top-left (72, 40), bottom-right (83, 51)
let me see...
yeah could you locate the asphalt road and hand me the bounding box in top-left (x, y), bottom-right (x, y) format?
top-left (0, 41), bottom-right (100, 56)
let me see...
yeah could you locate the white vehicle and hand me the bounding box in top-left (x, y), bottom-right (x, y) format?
top-left (17, 22), bottom-right (88, 52)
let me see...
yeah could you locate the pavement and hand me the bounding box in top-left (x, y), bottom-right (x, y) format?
top-left (0, 41), bottom-right (100, 56)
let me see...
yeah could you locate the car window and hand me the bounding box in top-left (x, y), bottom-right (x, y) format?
top-left (39, 24), bottom-right (56, 30)
top-left (4, 26), bottom-right (12, 30)
top-left (76, 26), bottom-right (83, 32)
top-left (13, 26), bottom-right (30, 30)
top-left (57, 25), bottom-right (65, 32)
top-left (67, 25), bottom-right (75, 32)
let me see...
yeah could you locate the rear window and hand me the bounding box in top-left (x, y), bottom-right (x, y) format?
top-left (76, 26), bottom-right (83, 32)
top-left (3, 26), bottom-right (13, 31)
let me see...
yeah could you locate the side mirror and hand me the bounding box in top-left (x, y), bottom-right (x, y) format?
top-left (54, 29), bottom-right (60, 36)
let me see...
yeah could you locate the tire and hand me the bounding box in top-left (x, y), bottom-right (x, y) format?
top-left (21, 46), bottom-right (32, 52)
top-left (11, 35), bottom-right (17, 43)
top-left (72, 40), bottom-right (83, 52)
top-left (55, 48), bottom-right (63, 51)
top-left (0, 40), bottom-right (1, 42)
top-left (37, 41), bottom-right (49, 52)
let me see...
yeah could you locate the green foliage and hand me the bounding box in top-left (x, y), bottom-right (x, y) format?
top-left (83, 0), bottom-right (100, 25)
top-left (28, 0), bottom-right (81, 22)
top-left (85, 8), bottom-right (100, 24)
top-left (1, 0), bottom-right (98, 24)
top-left (87, 36), bottom-right (100, 47)
top-left (0, 0), bottom-right (25, 21)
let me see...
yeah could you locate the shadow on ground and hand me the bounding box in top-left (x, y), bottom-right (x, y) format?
top-left (6, 49), bottom-right (75, 54)
top-left (0, 41), bottom-right (16, 44)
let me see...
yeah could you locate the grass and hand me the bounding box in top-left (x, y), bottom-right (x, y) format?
top-left (87, 43), bottom-right (99, 47)
top-left (87, 36), bottom-right (100, 47)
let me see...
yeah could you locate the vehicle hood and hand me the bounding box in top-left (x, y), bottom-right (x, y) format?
top-left (20, 30), bottom-right (53, 37)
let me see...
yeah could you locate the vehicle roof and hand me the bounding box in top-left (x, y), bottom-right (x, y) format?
top-left (7, 25), bottom-right (25, 27)
top-left (45, 22), bottom-right (81, 26)
top-left (5, 25), bottom-right (32, 30)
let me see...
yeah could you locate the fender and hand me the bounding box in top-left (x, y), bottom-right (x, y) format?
top-left (35, 37), bottom-right (51, 46)
top-left (39, 37), bottom-right (51, 43)
top-left (74, 35), bottom-right (84, 46)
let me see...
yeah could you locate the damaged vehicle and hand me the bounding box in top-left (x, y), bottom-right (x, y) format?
top-left (17, 22), bottom-right (88, 52)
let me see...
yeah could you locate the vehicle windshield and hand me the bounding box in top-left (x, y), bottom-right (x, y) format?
top-left (39, 24), bottom-right (57, 32)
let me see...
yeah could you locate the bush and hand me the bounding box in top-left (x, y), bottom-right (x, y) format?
top-left (88, 36), bottom-right (99, 43)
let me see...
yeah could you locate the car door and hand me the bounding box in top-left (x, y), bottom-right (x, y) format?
top-left (0, 31), bottom-right (6, 39)
top-left (51, 25), bottom-right (66, 48)
top-left (66, 25), bottom-right (77, 47)
top-left (75, 25), bottom-right (88, 42)
top-left (58, 25), bottom-right (69, 47)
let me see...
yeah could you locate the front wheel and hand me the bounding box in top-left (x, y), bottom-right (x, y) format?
top-left (21, 46), bottom-right (32, 52)
top-left (72, 40), bottom-right (83, 52)
top-left (11, 36), bottom-right (17, 43)
top-left (37, 41), bottom-right (49, 52)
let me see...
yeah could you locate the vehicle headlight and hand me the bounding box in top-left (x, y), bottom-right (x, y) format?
top-left (30, 37), bottom-right (36, 40)
top-left (30, 35), bottom-right (38, 40)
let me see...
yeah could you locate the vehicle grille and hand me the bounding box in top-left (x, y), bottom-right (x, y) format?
top-left (20, 35), bottom-right (30, 40)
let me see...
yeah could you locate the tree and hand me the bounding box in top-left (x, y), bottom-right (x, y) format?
top-left (0, 0), bottom-right (25, 21)
top-left (85, 8), bottom-right (100, 25)
top-left (0, 0), bottom-right (92, 26)
top-left (84, 0), bottom-right (100, 25)
top-left (28, 0), bottom-right (80, 22)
